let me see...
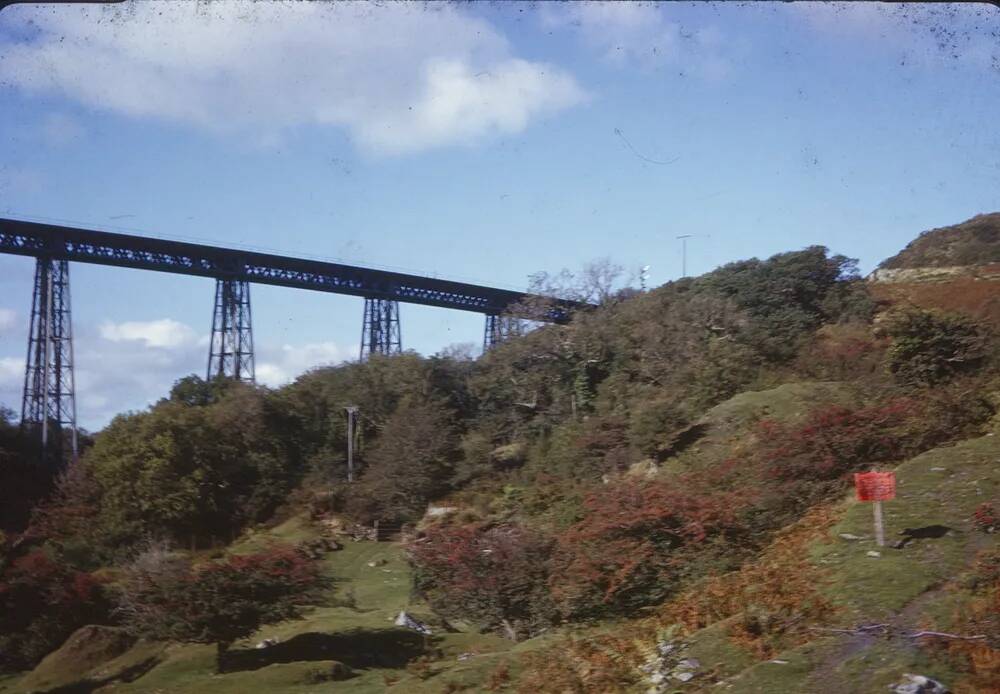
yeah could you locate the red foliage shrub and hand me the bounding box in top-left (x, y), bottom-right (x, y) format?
top-left (0, 549), bottom-right (111, 671)
top-left (759, 399), bottom-right (923, 483)
top-left (408, 523), bottom-right (556, 640)
top-left (117, 543), bottom-right (327, 672)
top-left (551, 479), bottom-right (750, 618)
top-left (973, 502), bottom-right (998, 533)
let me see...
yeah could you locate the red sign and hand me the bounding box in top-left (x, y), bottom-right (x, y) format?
top-left (854, 472), bottom-right (896, 502)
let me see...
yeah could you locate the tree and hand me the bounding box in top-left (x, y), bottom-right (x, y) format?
top-left (79, 385), bottom-right (300, 555)
top-left (882, 308), bottom-right (988, 386)
top-left (408, 523), bottom-right (557, 640)
top-left (692, 246), bottom-right (871, 361)
top-left (347, 399), bottom-right (459, 523)
top-left (117, 543), bottom-right (327, 672)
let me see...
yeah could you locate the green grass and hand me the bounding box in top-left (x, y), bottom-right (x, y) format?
top-left (7, 515), bottom-right (535, 694)
top-left (228, 515), bottom-right (320, 555)
top-left (813, 434), bottom-right (999, 620)
top-left (61, 525), bottom-right (522, 694)
top-left (646, 430), bottom-right (999, 694)
top-left (8, 400), bottom-right (996, 692)
top-left (684, 617), bottom-right (756, 681)
top-left (709, 433), bottom-right (999, 692)
top-left (666, 382), bottom-right (857, 472)
top-left (723, 639), bottom-right (834, 693)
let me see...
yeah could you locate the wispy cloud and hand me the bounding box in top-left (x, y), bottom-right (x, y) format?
top-left (100, 318), bottom-right (199, 349)
top-left (0, 2), bottom-right (586, 155)
top-left (256, 342), bottom-right (355, 388)
top-left (541, 1), bottom-right (735, 79)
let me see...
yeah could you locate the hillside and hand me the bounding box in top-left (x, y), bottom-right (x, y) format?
top-left (1, 224), bottom-right (998, 693)
top-left (3, 385), bottom-right (994, 693)
top-left (879, 212), bottom-right (1000, 271)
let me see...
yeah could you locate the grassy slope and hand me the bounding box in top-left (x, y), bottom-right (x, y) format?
top-left (98, 540), bottom-right (500, 693)
top-left (665, 381), bottom-right (858, 472)
top-left (104, 526), bottom-right (529, 693)
top-left (3, 516), bottom-right (526, 694)
top-left (714, 433), bottom-right (999, 693)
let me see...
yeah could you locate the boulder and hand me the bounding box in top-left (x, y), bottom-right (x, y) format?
top-left (394, 610), bottom-right (433, 635)
top-left (889, 673), bottom-right (949, 694)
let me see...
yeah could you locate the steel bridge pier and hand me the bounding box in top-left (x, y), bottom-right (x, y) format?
top-left (207, 278), bottom-right (255, 383)
top-left (483, 313), bottom-right (519, 352)
top-left (21, 257), bottom-right (78, 467)
top-left (360, 298), bottom-right (402, 361)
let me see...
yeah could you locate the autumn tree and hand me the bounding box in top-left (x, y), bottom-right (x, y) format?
top-left (408, 523), bottom-right (557, 640)
top-left (117, 543), bottom-right (328, 672)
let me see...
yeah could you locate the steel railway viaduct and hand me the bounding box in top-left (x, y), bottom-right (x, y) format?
top-left (0, 217), bottom-right (583, 462)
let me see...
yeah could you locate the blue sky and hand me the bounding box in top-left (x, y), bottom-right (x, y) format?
top-left (1, 1), bottom-right (998, 429)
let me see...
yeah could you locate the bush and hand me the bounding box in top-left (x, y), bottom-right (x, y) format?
top-left (408, 523), bottom-right (557, 640)
top-left (116, 543), bottom-right (328, 672)
top-left (551, 479), bottom-right (748, 619)
top-left (0, 548), bottom-right (112, 672)
top-left (882, 309), bottom-right (989, 386)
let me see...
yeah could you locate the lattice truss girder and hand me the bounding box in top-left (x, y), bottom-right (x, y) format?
top-left (0, 219), bottom-right (581, 322)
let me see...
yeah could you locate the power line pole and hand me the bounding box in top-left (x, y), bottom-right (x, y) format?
top-left (344, 406), bottom-right (359, 482)
top-left (676, 235), bottom-right (693, 278)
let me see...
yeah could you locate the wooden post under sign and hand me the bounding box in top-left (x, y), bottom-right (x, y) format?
top-left (854, 471), bottom-right (896, 546)
top-left (873, 500), bottom-right (885, 547)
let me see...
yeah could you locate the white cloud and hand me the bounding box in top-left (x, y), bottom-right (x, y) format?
top-left (0, 357), bottom-right (25, 415)
top-left (256, 342), bottom-right (355, 387)
top-left (0, 310), bottom-right (356, 429)
top-left (0, 309), bottom-right (15, 335)
top-left (542, 2), bottom-right (734, 78)
top-left (100, 318), bottom-right (198, 349)
top-left (0, 2), bottom-right (586, 155)
top-left (0, 357), bottom-right (23, 388)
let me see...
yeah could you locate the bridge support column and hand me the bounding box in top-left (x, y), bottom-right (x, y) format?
top-left (360, 298), bottom-right (401, 361)
top-left (21, 257), bottom-right (78, 466)
top-left (483, 313), bottom-right (519, 353)
top-left (207, 278), bottom-right (255, 382)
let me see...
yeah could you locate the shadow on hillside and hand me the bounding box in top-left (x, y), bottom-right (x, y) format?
top-left (224, 628), bottom-right (428, 673)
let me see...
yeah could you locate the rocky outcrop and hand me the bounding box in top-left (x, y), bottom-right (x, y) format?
top-left (869, 265), bottom-right (1000, 284)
